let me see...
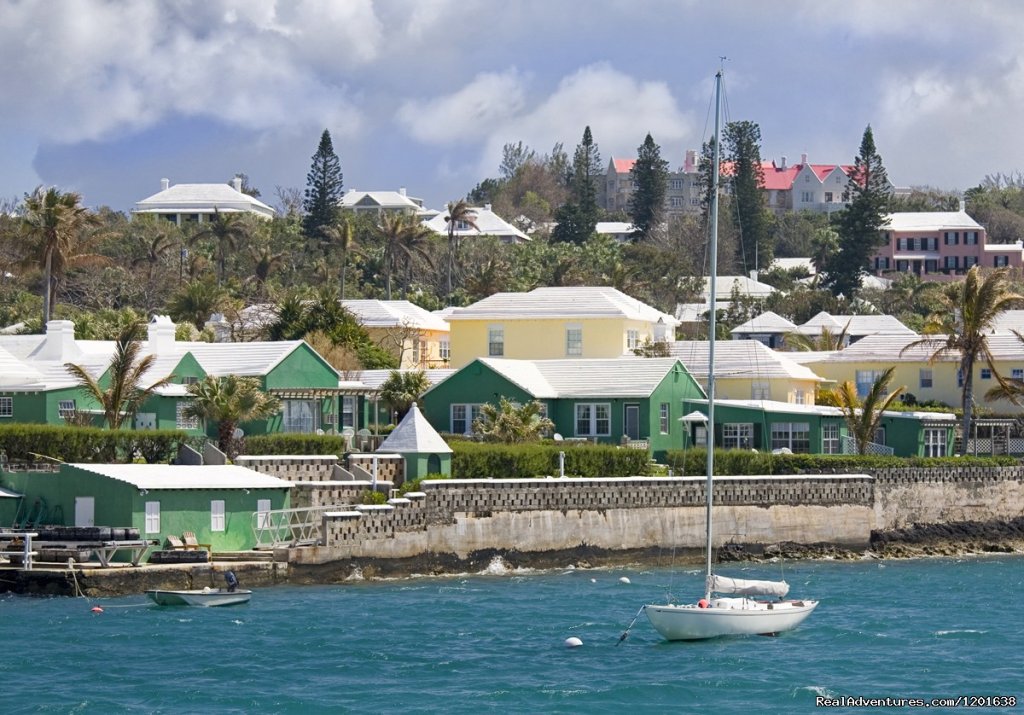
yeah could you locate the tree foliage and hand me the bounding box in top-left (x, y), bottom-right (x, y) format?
top-left (472, 397), bottom-right (554, 443)
top-left (182, 375), bottom-right (281, 457)
top-left (302, 129), bottom-right (343, 240)
top-left (724, 120), bottom-right (772, 270)
top-left (628, 133), bottom-right (669, 241)
top-left (379, 370), bottom-right (429, 422)
top-left (829, 366), bottom-right (906, 455)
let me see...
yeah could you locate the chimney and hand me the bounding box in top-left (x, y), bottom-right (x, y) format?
top-left (161, 178), bottom-right (170, 191)
top-left (232, 176), bottom-right (242, 193)
top-left (484, 203), bottom-right (492, 211)
top-left (684, 150), bottom-right (697, 173)
top-left (399, 187), bottom-right (407, 197)
top-left (35, 320), bottom-right (81, 362)
top-left (147, 315), bottom-right (177, 354)
top-left (959, 199), bottom-right (966, 212)
top-left (780, 156), bottom-right (787, 170)
top-left (800, 153), bottom-right (808, 165)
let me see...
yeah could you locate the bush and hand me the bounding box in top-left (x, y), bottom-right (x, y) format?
top-left (451, 442), bottom-right (650, 479)
top-left (662, 448), bottom-right (1017, 475)
top-left (243, 433), bottom-right (349, 456)
top-left (359, 489), bottom-right (388, 505)
top-left (0, 424), bottom-right (196, 464)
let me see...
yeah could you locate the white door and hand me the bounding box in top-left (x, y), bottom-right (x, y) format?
top-left (74, 497), bottom-right (95, 527)
top-left (135, 412), bottom-right (156, 430)
top-left (256, 499), bottom-right (272, 529)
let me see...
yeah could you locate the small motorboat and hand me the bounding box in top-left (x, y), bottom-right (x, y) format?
top-left (146, 587), bottom-right (251, 607)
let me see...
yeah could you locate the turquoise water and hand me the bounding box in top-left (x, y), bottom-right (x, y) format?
top-left (1, 556), bottom-right (1022, 714)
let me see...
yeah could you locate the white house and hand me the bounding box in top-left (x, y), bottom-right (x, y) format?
top-left (340, 188), bottom-right (425, 215)
top-left (421, 204), bottom-right (530, 244)
top-left (134, 177), bottom-right (275, 224)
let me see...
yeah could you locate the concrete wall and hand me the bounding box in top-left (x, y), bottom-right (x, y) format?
top-left (872, 465), bottom-right (1024, 528)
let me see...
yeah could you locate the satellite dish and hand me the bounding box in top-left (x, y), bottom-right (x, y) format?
top-left (553, 433), bottom-right (564, 441)
top-left (315, 429), bottom-right (324, 435)
top-left (232, 428), bottom-right (244, 439)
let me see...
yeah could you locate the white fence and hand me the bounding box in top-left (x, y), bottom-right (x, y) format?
top-left (841, 436), bottom-right (894, 456)
top-left (251, 504), bottom-right (352, 549)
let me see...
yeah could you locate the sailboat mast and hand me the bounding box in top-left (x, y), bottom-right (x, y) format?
top-left (704, 69), bottom-right (723, 599)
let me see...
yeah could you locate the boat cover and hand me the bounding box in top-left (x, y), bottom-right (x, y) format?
top-left (710, 574), bottom-right (790, 598)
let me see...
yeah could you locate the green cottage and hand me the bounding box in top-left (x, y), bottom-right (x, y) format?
top-left (376, 403), bottom-right (452, 481)
top-left (1, 464), bottom-right (291, 553)
top-left (421, 357), bottom-right (706, 460)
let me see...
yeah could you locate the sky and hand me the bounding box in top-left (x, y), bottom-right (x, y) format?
top-left (2, 0), bottom-right (1024, 214)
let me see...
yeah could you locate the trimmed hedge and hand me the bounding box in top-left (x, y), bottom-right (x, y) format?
top-left (452, 442), bottom-right (651, 479)
top-left (0, 424), bottom-right (197, 464)
top-left (244, 433), bottom-right (350, 456)
top-left (663, 448), bottom-right (1018, 475)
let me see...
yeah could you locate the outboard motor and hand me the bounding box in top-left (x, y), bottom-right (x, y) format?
top-left (224, 570), bottom-right (239, 592)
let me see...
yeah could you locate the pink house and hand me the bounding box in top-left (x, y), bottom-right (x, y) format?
top-left (871, 204), bottom-right (1024, 281)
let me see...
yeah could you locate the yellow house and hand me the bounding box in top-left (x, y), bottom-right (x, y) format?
top-left (445, 287), bottom-right (679, 368)
top-left (668, 340), bottom-right (826, 405)
top-left (342, 300), bottom-right (451, 369)
top-left (801, 332), bottom-right (1024, 414)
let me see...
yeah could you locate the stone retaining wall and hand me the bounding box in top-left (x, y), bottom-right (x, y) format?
top-left (235, 455), bottom-right (338, 483)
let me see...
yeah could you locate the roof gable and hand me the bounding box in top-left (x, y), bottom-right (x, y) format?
top-left (377, 403), bottom-right (453, 453)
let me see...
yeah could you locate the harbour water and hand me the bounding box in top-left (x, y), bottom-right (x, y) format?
top-left (1, 555), bottom-right (1021, 713)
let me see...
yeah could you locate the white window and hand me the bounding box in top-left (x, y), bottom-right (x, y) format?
top-left (575, 403), bottom-right (611, 436)
top-left (0, 396), bottom-right (11, 418)
top-left (282, 399), bottom-right (319, 433)
top-left (771, 422), bottom-right (810, 453)
top-left (855, 370), bottom-right (886, 398)
top-left (694, 425), bottom-right (708, 447)
top-left (1013, 368), bottom-right (1023, 381)
top-left (58, 400), bottom-right (77, 420)
top-left (919, 369), bottom-right (933, 389)
top-left (994, 255), bottom-right (1009, 267)
top-left (981, 368), bottom-right (992, 380)
top-left (659, 403), bottom-right (670, 434)
top-left (722, 423), bottom-right (754, 449)
top-left (450, 403), bottom-right (482, 434)
top-left (964, 231), bottom-right (978, 245)
top-left (211, 500), bottom-right (225, 532)
top-left (439, 340), bottom-right (451, 361)
top-left (626, 329), bottom-right (640, 350)
top-left (145, 501), bottom-right (161, 534)
top-left (670, 178), bottom-right (684, 190)
top-left (412, 340), bottom-right (421, 365)
top-left (256, 499), bottom-right (272, 530)
top-left (924, 428), bottom-right (946, 457)
top-left (488, 325), bottom-right (504, 357)
top-left (822, 423), bottom-right (840, 454)
top-left (751, 382), bottom-right (770, 400)
top-left (800, 191), bottom-right (814, 203)
top-left (944, 256), bottom-right (959, 270)
top-left (565, 324), bottom-right (583, 356)
top-left (341, 396), bottom-right (356, 429)
top-left (176, 400), bottom-right (200, 430)
top-left (669, 196), bottom-right (683, 208)
top-left (794, 390), bottom-right (806, 405)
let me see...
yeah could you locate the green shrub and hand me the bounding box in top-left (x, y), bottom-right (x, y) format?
top-left (243, 433), bottom-right (349, 456)
top-left (662, 448), bottom-right (1017, 475)
top-left (451, 442), bottom-right (650, 479)
top-left (0, 424), bottom-right (196, 464)
top-left (359, 489), bottom-right (388, 505)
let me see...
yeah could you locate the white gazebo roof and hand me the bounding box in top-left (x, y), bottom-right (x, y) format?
top-left (377, 403), bottom-right (452, 454)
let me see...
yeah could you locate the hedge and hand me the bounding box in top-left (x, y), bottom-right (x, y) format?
top-left (452, 442), bottom-right (651, 479)
top-left (0, 424), bottom-right (197, 464)
top-left (244, 433), bottom-right (350, 456)
top-left (662, 449), bottom-right (1018, 476)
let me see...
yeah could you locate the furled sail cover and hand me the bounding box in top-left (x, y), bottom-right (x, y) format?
top-left (710, 574), bottom-right (790, 598)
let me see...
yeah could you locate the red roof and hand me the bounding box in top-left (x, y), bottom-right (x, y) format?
top-left (611, 157), bottom-right (636, 174)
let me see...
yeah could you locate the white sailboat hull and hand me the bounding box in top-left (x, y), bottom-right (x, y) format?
top-left (146, 588), bottom-right (252, 607)
top-left (645, 598), bottom-right (818, 641)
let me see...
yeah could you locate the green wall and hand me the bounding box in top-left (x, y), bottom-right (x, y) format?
top-left (0, 386), bottom-right (96, 426)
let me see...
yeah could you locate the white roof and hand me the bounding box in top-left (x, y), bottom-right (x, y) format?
top-left (0, 345), bottom-right (44, 387)
top-left (448, 287), bottom-right (680, 326)
top-left (67, 464), bottom-right (292, 490)
top-left (135, 182), bottom-right (274, 217)
top-left (795, 312), bottom-right (916, 338)
top-left (595, 221), bottom-right (635, 237)
top-left (340, 189), bottom-right (423, 211)
top-left (470, 357), bottom-right (694, 398)
top-left (703, 275), bottom-right (777, 300)
top-left (666, 341), bottom-right (825, 382)
top-left (341, 300), bottom-right (450, 332)
top-left (990, 310), bottom-right (1024, 334)
top-left (421, 206), bottom-right (530, 243)
top-left (771, 257), bottom-right (816, 274)
top-left (730, 311), bottom-right (797, 334)
top-left (982, 242), bottom-right (1024, 253)
top-left (691, 397), bottom-right (844, 417)
top-left (377, 403), bottom-right (452, 454)
top-left (177, 340), bottom-right (312, 377)
top-left (0, 486), bottom-right (22, 498)
top-left (885, 210), bottom-right (981, 232)
top-left (351, 369), bottom-right (455, 392)
top-left (676, 301), bottom-right (729, 323)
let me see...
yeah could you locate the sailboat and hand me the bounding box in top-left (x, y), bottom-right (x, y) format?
top-left (642, 69), bottom-right (817, 641)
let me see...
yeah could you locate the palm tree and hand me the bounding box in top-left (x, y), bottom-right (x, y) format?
top-left (192, 209), bottom-right (250, 285)
top-left (379, 370), bottom-right (429, 422)
top-left (395, 221), bottom-right (435, 299)
top-left (901, 266), bottom-right (1023, 444)
top-left (376, 213), bottom-right (418, 300)
top-left (20, 186), bottom-right (103, 324)
top-left (830, 366), bottom-right (905, 455)
top-left (247, 245), bottom-right (286, 299)
top-left (473, 397), bottom-right (554, 443)
top-left (319, 215), bottom-right (358, 298)
top-left (132, 229), bottom-right (175, 283)
top-left (444, 200), bottom-right (478, 302)
top-left (783, 321), bottom-right (851, 351)
top-left (182, 375), bottom-right (281, 457)
top-left (167, 278), bottom-right (229, 331)
top-left (64, 322), bottom-right (173, 429)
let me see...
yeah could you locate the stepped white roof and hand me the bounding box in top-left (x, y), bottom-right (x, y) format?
top-left (67, 463), bottom-right (292, 490)
top-left (421, 206), bottom-right (530, 243)
top-left (703, 275), bottom-right (777, 301)
top-left (448, 287), bottom-right (679, 326)
top-left (135, 181), bottom-right (274, 218)
top-left (731, 311), bottom-right (797, 334)
top-left (341, 189), bottom-right (424, 211)
top-left (377, 403), bottom-right (452, 454)
top-left (341, 300), bottom-right (449, 332)
top-left (794, 312), bottom-right (916, 338)
top-left (352, 369), bottom-right (455, 392)
top-left (666, 340), bottom-right (825, 382)
top-left (470, 357), bottom-right (694, 399)
top-left (885, 210), bottom-right (981, 232)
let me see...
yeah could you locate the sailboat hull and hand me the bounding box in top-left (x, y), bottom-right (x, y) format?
top-left (645, 599), bottom-right (818, 641)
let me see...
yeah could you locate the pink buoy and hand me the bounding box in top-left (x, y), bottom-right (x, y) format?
top-left (91, 606), bottom-right (103, 614)
top-left (697, 599), bottom-right (709, 609)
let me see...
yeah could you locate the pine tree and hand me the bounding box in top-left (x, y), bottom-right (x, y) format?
top-left (302, 129), bottom-right (343, 240)
top-left (827, 126), bottom-right (890, 299)
top-left (552, 126), bottom-right (602, 244)
top-left (724, 120), bottom-right (772, 271)
top-left (628, 133), bottom-right (669, 241)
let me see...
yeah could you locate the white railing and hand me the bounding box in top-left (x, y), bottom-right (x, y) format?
top-left (841, 436), bottom-right (894, 456)
top-left (251, 505), bottom-right (352, 549)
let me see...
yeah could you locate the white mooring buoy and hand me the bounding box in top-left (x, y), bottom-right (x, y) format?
top-left (619, 576), bottom-right (631, 585)
top-left (564, 636), bottom-right (583, 648)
